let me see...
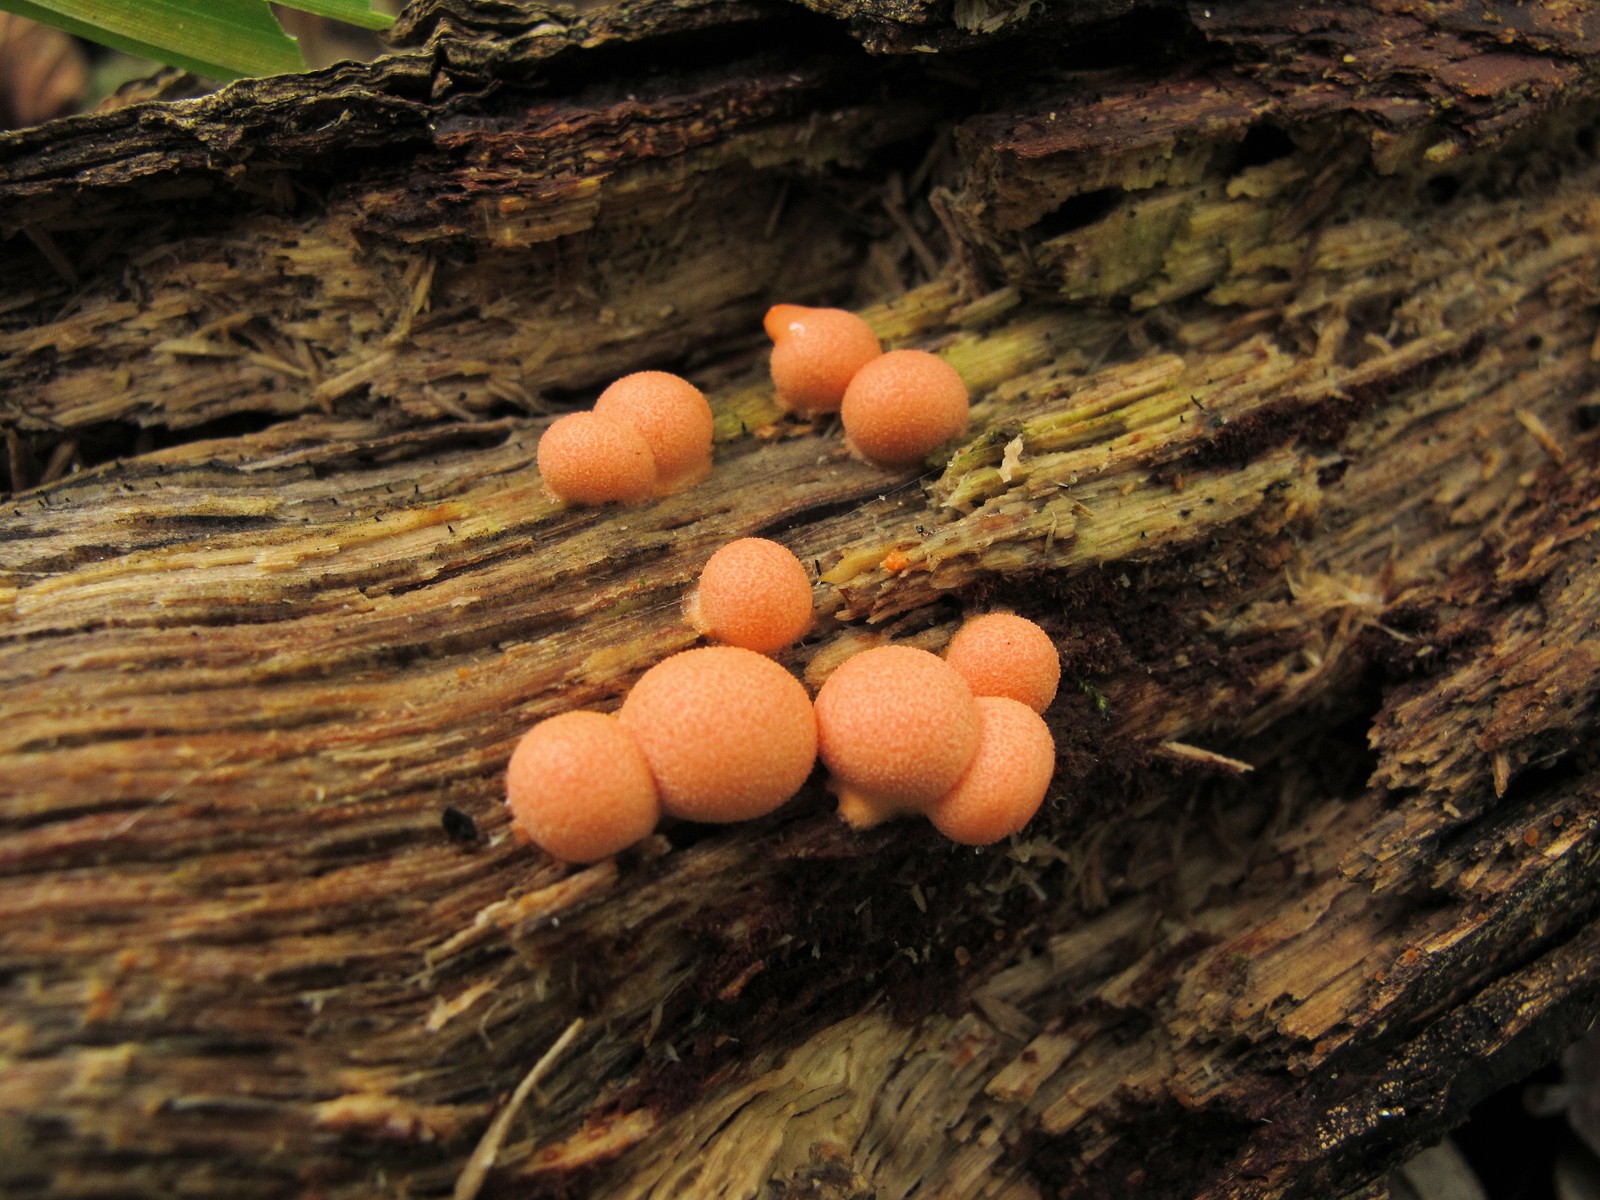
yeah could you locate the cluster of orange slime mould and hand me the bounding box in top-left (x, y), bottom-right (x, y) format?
top-left (511, 306), bottom-right (1061, 862)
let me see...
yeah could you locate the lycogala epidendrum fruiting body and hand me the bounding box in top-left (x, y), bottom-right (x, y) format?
top-left (813, 643), bottom-right (980, 830)
top-left (620, 645), bottom-right (817, 823)
top-left (536, 410), bottom-right (658, 506)
top-left (505, 711), bottom-right (661, 863)
top-left (839, 349), bottom-right (969, 468)
top-left (765, 304), bottom-right (882, 416)
top-left (927, 696), bottom-right (1056, 845)
top-left (593, 370), bottom-right (714, 494)
top-left (944, 612), bottom-right (1061, 713)
top-left (684, 537), bottom-right (814, 654)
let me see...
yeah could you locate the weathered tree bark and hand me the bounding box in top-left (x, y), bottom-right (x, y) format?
top-left (2, 1), bottom-right (1599, 1197)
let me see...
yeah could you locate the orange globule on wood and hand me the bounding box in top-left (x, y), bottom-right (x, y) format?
top-left (813, 644), bottom-right (980, 829)
top-left (593, 370), bottom-right (714, 495)
top-left (765, 303), bottom-right (882, 416)
top-left (944, 612), bottom-right (1061, 713)
top-left (505, 711), bottom-right (662, 863)
top-left (536, 410), bottom-right (659, 506)
top-left (839, 349), bottom-right (969, 468)
top-left (683, 536), bottom-right (815, 654)
top-left (619, 646), bottom-right (818, 824)
top-left (926, 696), bottom-right (1056, 845)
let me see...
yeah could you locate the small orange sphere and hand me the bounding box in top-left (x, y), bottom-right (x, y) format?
top-left (928, 697), bottom-right (1056, 845)
top-left (684, 537), bottom-right (814, 654)
top-left (593, 371), bottom-right (714, 494)
top-left (536, 411), bottom-right (657, 506)
top-left (813, 644), bottom-right (980, 828)
top-left (765, 304), bottom-right (882, 416)
top-left (619, 646), bottom-right (817, 823)
top-left (505, 711), bottom-right (662, 863)
top-left (944, 613), bottom-right (1061, 713)
top-left (839, 349), bottom-right (969, 468)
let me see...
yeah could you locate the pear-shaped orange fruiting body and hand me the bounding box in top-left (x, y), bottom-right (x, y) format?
top-left (944, 612), bottom-right (1061, 713)
top-left (813, 643), bottom-right (980, 829)
top-left (536, 410), bottom-right (658, 506)
top-left (593, 370), bottom-right (715, 494)
top-left (684, 537), bottom-right (814, 654)
top-left (505, 711), bottom-right (662, 863)
top-left (927, 697), bottom-right (1056, 845)
top-left (619, 646), bottom-right (817, 823)
top-left (839, 349), bottom-right (970, 468)
top-left (765, 304), bottom-right (883, 417)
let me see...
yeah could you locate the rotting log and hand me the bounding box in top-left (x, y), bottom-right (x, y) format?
top-left (3, 1), bottom-right (1600, 1197)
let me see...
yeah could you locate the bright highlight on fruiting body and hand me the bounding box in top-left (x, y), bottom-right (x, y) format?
top-left (765, 304), bottom-right (882, 416)
top-left (840, 349), bottom-right (970, 468)
top-left (944, 612), bottom-right (1061, 713)
top-left (505, 711), bottom-right (662, 863)
top-left (813, 643), bottom-right (981, 830)
top-left (620, 645), bottom-right (818, 824)
top-left (927, 697), bottom-right (1057, 845)
top-left (684, 537), bottom-right (814, 654)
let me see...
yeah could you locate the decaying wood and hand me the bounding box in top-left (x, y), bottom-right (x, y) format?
top-left (2, 0), bottom-right (1599, 1197)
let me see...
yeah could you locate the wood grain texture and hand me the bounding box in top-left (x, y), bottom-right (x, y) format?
top-left (2, 0), bottom-right (1599, 1197)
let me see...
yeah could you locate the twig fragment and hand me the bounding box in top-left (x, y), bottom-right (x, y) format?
top-left (453, 1018), bottom-right (585, 1200)
top-left (1515, 409), bottom-right (1566, 465)
top-left (1157, 741), bottom-right (1255, 775)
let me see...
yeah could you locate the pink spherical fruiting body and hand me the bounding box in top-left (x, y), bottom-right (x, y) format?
top-left (944, 612), bottom-right (1061, 713)
top-left (619, 646), bottom-right (817, 823)
top-left (684, 537), bottom-right (814, 654)
top-left (839, 350), bottom-right (969, 468)
top-left (765, 304), bottom-right (882, 417)
top-left (927, 696), bottom-right (1056, 845)
top-left (813, 643), bottom-right (980, 829)
top-left (536, 411), bottom-right (658, 506)
top-left (505, 711), bottom-right (661, 863)
top-left (593, 371), bottom-right (714, 494)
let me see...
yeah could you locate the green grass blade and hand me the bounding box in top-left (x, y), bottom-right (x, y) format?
top-left (4, 0), bottom-right (305, 80)
top-left (276, 0), bottom-right (394, 32)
